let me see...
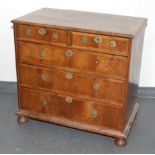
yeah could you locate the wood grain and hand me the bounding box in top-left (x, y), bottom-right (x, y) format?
top-left (16, 24), bottom-right (68, 46)
top-left (18, 63), bottom-right (125, 105)
top-left (20, 87), bottom-right (124, 131)
top-left (17, 41), bottom-right (128, 79)
top-left (12, 8), bottom-right (147, 146)
top-left (71, 31), bottom-right (129, 56)
top-left (16, 100), bottom-right (139, 139)
top-left (12, 8), bottom-right (147, 38)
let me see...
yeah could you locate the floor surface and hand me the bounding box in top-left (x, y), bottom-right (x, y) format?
top-left (0, 92), bottom-right (155, 153)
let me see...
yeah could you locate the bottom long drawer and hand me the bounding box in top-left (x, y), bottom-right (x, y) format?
top-left (19, 87), bottom-right (124, 131)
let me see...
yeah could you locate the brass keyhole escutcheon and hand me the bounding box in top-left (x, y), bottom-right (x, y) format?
top-left (81, 36), bottom-right (88, 44)
top-left (110, 40), bottom-right (117, 48)
top-left (65, 97), bottom-right (72, 104)
top-left (25, 29), bottom-right (32, 36)
top-left (94, 36), bottom-right (102, 44)
top-left (65, 50), bottom-right (74, 57)
top-left (40, 99), bottom-right (48, 106)
top-left (40, 73), bottom-right (46, 81)
top-left (65, 73), bottom-right (73, 80)
top-left (52, 32), bottom-right (59, 41)
top-left (93, 83), bottom-right (100, 91)
top-left (39, 50), bottom-right (45, 59)
top-left (38, 28), bottom-right (46, 36)
top-left (91, 110), bottom-right (98, 117)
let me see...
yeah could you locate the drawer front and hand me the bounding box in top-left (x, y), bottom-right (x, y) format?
top-left (20, 87), bottom-right (124, 131)
top-left (16, 24), bottom-right (68, 46)
top-left (71, 32), bottom-right (129, 56)
top-left (18, 42), bottom-right (128, 79)
top-left (18, 64), bottom-right (125, 104)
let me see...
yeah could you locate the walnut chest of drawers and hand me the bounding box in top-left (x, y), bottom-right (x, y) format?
top-left (12, 8), bottom-right (147, 146)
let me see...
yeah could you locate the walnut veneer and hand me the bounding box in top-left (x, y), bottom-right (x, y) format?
top-left (12, 8), bottom-right (147, 146)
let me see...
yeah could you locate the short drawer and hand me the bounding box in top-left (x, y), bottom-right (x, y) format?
top-left (18, 64), bottom-right (125, 105)
top-left (17, 41), bottom-right (128, 79)
top-left (16, 24), bottom-right (68, 46)
top-left (71, 32), bottom-right (130, 56)
top-left (20, 87), bottom-right (124, 131)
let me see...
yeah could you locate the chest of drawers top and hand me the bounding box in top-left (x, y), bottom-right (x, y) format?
top-left (12, 8), bottom-right (147, 38)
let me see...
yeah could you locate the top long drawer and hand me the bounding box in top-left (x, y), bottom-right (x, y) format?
top-left (17, 41), bottom-right (128, 79)
top-left (15, 24), bottom-right (68, 46)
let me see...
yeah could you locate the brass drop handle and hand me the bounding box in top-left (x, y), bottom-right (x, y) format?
top-left (38, 28), bottom-right (46, 36)
top-left (40, 99), bottom-right (48, 106)
top-left (65, 97), bottom-right (72, 104)
top-left (110, 40), bottom-right (117, 48)
top-left (52, 32), bottom-right (59, 41)
top-left (39, 50), bottom-right (45, 59)
top-left (93, 83), bottom-right (100, 91)
top-left (65, 50), bottom-right (74, 57)
top-left (91, 109), bottom-right (98, 117)
top-left (40, 73), bottom-right (46, 81)
top-left (25, 29), bottom-right (32, 36)
top-left (94, 36), bottom-right (102, 44)
top-left (81, 36), bottom-right (88, 44)
top-left (65, 73), bottom-right (73, 80)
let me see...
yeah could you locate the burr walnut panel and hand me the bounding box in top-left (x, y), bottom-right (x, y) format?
top-left (20, 87), bottom-right (124, 131)
top-left (17, 41), bottom-right (128, 79)
top-left (16, 24), bottom-right (68, 46)
top-left (18, 64), bottom-right (125, 105)
top-left (71, 32), bottom-right (130, 56)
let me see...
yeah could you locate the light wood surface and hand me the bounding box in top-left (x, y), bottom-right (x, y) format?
top-left (12, 8), bottom-right (147, 38)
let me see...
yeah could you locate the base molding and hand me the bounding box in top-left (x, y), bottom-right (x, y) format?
top-left (123, 102), bottom-right (139, 138)
top-left (16, 103), bottom-right (139, 145)
top-left (16, 110), bottom-right (124, 138)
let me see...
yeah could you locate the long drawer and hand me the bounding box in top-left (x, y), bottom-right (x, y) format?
top-left (19, 87), bottom-right (124, 131)
top-left (18, 64), bottom-right (125, 105)
top-left (17, 41), bottom-right (128, 79)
